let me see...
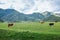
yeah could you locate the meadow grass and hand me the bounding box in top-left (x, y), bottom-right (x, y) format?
top-left (0, 22), bottom-right (60, 40)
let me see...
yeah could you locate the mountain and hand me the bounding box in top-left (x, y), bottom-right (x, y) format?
top-left (0, 9), bottom-right (60, 22)
top-left (43, 11), bottom-right (52, 17)
top-left (42, 11), bottom-right (60, 22)
top-left (53, 13), bottom-right (60, 17)
top-left (0, 9), bottom-right (5, 18)
top-left (0, 9), bottom-right (6, 22)
top-left (26, 12), bottom-right (44, 21)
top-left (5, 9), bottom-right (26, 22)
top-left (0, 9), bottom-right (25, 22)
top-left (44, 15), bottom-right (60, 22)
top-left (0, 9), bottom-right (44, 22)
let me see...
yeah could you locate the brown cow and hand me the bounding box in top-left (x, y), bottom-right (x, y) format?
top-left (55, 21), bottom-right (58, 23)
top-left (8, 23), bottom-right (13, 27)
top-left (40, 21), bottom-right (44, 24)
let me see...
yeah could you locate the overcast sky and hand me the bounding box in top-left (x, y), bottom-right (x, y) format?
top-left (0, 0), bottom-right (60, 14)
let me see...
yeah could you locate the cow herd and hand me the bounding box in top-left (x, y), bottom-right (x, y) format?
top-left (40, 21), bottom-right (58, 26)
top-left (7, 21), bottom-right (58, 27)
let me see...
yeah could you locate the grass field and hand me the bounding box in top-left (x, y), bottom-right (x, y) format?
top-left (0, 22), bottom-right (60, 40)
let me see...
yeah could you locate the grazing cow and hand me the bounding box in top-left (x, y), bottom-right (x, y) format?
top-left (8, 23), bottom-right (13, 27)
top-left (49, 23), bottom-right (54, 26)
top-left (40, 21), bottom-right (44, 24)
top-left (55, 21), bottom-right (58, 23)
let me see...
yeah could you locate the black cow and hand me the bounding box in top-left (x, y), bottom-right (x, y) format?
top-left (49, 23), bottom-right (54, 26)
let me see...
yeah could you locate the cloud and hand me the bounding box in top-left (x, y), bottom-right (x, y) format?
top-left (0, 2), bottom-right (5, 4)
top-left (50, 0), bottom-right (60, 12)
top-left (0, 0), bottom-right (12, 9)
top-left (0, 0), bottom-right (60, 14)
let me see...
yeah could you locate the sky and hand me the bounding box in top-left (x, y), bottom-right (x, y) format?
top-left (0, 0), bottom-right (60, 14)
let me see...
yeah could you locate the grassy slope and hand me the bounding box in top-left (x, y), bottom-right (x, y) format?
top-left (0, 22), bottom-right (60, 40)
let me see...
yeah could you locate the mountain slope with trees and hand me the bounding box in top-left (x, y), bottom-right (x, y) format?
top-left (0, 9), bottom-right (60, 22)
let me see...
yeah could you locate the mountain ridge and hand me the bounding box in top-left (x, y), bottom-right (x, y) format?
top-left (0, 8), bottom-right (60, 22)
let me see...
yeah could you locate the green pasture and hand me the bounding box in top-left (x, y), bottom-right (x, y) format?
top-left (0, 22), bottom-right (60, 40)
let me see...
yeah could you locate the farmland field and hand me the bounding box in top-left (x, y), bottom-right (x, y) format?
top-left (0, 22), bottom-right (60, 40)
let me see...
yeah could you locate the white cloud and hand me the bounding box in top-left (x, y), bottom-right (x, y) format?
top-left (0, 0), bottom-right (60, 14)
